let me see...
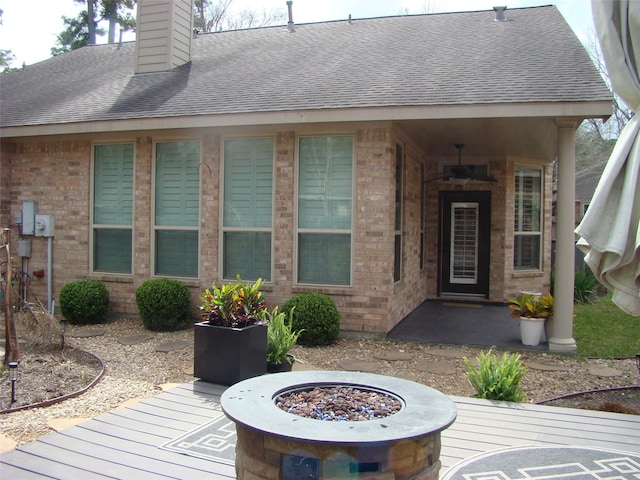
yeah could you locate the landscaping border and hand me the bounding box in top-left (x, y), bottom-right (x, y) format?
top-left (0, 348), bottom-right (105, 414)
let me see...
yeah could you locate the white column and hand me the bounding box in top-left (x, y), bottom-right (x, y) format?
top-left (550, 122), bottom-right (578, 352)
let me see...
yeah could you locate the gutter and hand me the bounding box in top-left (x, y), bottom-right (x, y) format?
top-left (0, 101), bottom-right (613, 139)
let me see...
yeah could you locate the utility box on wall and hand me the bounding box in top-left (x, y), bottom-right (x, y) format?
top-left (21, 200), bottom-right (38, 235)
top-left (35, 214), bottom-right (55, 237)
top-left (17, 240), bottom-right (31, 257)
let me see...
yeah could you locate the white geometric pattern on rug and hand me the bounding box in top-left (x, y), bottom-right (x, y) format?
top-left (160, 411), bottom-right (237, 465)
top-left (443, 446), bottom-right (640, 480)
top-left (462, 456), bottom-right (640, 479)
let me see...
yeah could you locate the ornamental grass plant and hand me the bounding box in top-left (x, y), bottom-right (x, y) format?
top-left (463, 350), bottom-right (528, 403)
top-left (266, 307), bottom-right (303, 365)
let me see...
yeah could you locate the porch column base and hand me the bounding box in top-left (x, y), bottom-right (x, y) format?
top-left (548, 336), bottom-right (577, 353)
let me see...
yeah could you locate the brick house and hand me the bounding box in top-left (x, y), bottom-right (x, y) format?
top-left (0, 2), bottom-right (611, 350)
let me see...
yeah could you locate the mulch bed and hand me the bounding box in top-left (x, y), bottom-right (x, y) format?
top-left (538, 386), bottom-right (640, 415)
top-left (0, 346), bottom-right (103, 412)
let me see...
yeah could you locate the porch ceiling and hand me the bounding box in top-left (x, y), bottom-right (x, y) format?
top-left (396, 117), bottom-right (560, 161)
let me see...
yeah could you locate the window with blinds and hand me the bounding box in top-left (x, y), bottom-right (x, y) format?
top-left (92, 144), bottom-right (134, 273)
top-left (420, 162), bottom-right (426, 270)
top-left (154, 141), bottom-right (200, 277)
top-left (222, 138), bottom-right (273, 281)
top-left (394, 144), bottom-right (403, 283)
top-left (514, 166), bottom-right (542, 270)
top-left (297, 136), bottom-right (353, 285)
top-left (450, 202), bottom-right (478, 284)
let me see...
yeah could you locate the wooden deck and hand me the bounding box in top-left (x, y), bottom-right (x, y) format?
top-left (1, 380), bottom-right (639, 479)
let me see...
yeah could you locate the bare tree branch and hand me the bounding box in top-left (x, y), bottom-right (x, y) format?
top-left (194, 0), bottom-right (286, 33)
top-left (584, 27), bottom-right (632, 139)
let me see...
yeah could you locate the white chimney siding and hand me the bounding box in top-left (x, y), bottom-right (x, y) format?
top-left (134, 0), bottom-right (194, 74)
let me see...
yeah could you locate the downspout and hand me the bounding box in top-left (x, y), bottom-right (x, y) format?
top-left (47, 236), bottom-right (53, 313)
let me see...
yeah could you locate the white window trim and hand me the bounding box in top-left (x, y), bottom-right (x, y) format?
top-left (394, 142), bottom-right (404, 284)
top-left (219, 136), bottom-right (276, 282)
top-left (151, 139), bottom-right (202, 279)
top-left (294, 133), bottom-right (355, 287)
top-left (420, 161), bottom-right (426, 271)
top-left (514, 164), bottom-right (543, 272)
top-left (90, 142), bottom-right (135, 275)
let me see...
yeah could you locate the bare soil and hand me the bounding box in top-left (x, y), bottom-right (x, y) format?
top-left (539, 387), bottom-right (640, 414)
top-left (0, 347), bottom-right (103, 412)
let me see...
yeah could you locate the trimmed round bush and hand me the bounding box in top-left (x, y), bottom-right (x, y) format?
top-left (59, 280), bottom-right (110, 325)
top-left (135, 279), bottom-right (193, 331)
top-left (281, 293), bottom-right (340, 346)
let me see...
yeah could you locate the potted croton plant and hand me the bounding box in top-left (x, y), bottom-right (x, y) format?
top-left (507, 293), bottom-right (553, 346)
top-left (194, 276), bottom-right (268, 385)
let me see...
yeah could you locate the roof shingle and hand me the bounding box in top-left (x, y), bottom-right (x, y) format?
top-left (0, 6), bottom-right (611, 129)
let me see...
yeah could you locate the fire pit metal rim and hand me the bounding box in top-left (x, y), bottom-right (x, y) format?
top-left (221, 371), bottom-right (457, 445)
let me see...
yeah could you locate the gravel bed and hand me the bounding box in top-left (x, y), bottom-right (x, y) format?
top-left (1, 316), bottom-right (638, 447)
top-left (276, 386), bottom-right (402, 421)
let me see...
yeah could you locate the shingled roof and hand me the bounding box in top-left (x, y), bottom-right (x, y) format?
top-left (0, 5), bottom-right (611, 131)
top-left (576, 162), bottom-right (607, 203)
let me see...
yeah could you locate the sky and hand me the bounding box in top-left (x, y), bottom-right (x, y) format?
top-left (0, 0), bottom-right (595, 67)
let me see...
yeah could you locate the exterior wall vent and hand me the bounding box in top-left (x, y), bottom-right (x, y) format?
top-left (493, 6), bottom-right (507, 22)
top-left (287, 1), bottom-right (295, 32)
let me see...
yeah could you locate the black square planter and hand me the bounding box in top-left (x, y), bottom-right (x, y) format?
top-left (193, 322), bottom-right (267, 385)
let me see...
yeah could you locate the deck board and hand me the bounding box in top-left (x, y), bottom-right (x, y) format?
top-left (54, 425), bottom-right (235, 477)
top-left (15, 442), bottom-right (174, 480)
top-left (2, 382), bottom-right (639, 479)
top-left (0, 447), bottom-right (119, 479)
top-left (38, 432), bottom-right (233, 480)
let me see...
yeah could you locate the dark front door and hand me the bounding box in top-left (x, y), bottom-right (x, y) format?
top-left (439, 191), bottom-right (491, 297)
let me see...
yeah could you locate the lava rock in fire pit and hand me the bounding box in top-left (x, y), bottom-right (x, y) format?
top-left (276, 386), bottom-right (402, 421)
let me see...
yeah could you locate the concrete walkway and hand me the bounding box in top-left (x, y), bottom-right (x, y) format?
top-left (388, 300), bottom-right (547, 351)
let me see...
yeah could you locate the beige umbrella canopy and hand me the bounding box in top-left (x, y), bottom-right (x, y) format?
top-left (575, 1), bottom-right (640, 316)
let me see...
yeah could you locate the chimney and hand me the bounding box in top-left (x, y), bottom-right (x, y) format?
top-left (493, 6), bottom-right (507, 22)
top-left (287, 1), bottom-right (295, 32)
top-left (134, 0), bottom-right (194, 74)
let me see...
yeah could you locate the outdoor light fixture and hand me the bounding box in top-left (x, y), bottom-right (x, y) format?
top-left (60, 318), bottom-right (67, 350)
top-left (425, 144), bottom-right (498, 184)
top-left (8, 362), bottom-right (18, 403)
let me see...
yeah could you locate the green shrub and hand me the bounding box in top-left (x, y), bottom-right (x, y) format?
top-left (281, 293), bottom-right (340, 346)
top-left (135, 279), bottom-right (193, 331)
top-left (574, 269), bottom-right (600, 304)
top-left (463, 350), bottom-right (527, 402)
top-left (59, 280), bottom-right (109, 325)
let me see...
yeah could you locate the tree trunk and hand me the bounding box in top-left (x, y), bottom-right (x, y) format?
top-left (87, 0), bottom-right (97, 45)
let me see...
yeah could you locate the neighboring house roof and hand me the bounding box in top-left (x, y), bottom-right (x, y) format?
top-left (0, 6), bottom-right (611, 134)
top-left (576, 162), bottom-right (606, 203)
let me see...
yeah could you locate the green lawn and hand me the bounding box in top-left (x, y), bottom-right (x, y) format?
top-left (573, 294), bottom-right (640, 358)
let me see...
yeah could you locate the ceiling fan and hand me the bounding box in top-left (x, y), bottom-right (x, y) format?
top-left (426, 144), bottom-right (498, 184)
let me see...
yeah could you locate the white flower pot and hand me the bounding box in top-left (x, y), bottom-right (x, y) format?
top-left (519, 316), bottom-right (545, 346)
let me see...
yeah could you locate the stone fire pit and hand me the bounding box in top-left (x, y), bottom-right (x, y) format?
top-left (221, 371), bottom-right (457, 479)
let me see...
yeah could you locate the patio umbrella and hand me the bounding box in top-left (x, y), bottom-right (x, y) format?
top-left (575, 1), bottom-right (640, 316)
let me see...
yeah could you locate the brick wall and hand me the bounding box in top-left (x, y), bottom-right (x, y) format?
top-left (502, 159), bottom-right (553, 298)
top-left (388, 136), bottom-right (428, 331)
top-left (4, 128), bottom-right (553, 334)
top-left (7, 140), bottom-right (92, 308)
top-left (0, 142), bottom-right (14, 228)
top-left (269, 127), bottom-right (397, 334)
